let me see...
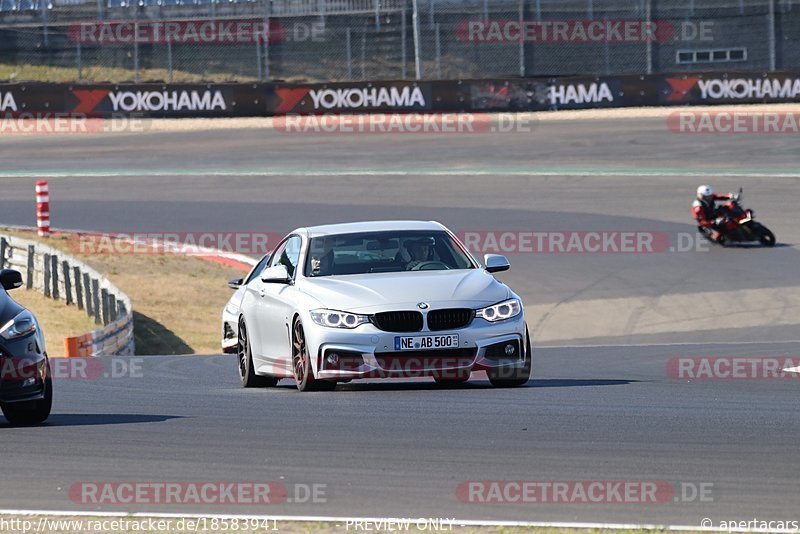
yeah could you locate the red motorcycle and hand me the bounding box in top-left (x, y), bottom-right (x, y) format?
top-left (701, 188), bottom-right (776, 247)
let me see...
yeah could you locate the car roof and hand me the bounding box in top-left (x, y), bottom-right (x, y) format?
top-left (295, 220), bottom-right (447, 238)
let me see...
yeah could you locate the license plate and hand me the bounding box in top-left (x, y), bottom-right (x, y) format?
top-left (394, 334), bottom-right (459, 351)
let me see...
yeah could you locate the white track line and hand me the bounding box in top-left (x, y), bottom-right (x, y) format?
top-left (0, 170), bottom-right (800, 179)
top-left (0, 510), bottom-right (775, 532)
top-left (538, 340), bottom-right (800, 349)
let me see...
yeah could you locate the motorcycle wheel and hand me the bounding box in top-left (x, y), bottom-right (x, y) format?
top-left (752, 223), bottom-right (776, 247)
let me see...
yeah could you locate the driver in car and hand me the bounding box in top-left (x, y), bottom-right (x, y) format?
top-left (404, 238), bottom-right (434, 270)
top-left (310, 237), bottom-right (336, 276)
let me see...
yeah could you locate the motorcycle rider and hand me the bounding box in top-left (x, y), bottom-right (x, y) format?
top-left (692, 185), bottom-right (734, 243)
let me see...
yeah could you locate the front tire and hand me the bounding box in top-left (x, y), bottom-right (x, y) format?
top-left (292, 319), bottom-right (336, 392)
top-left (487, 328), bottom-right (532, 388)
top-left (238, 319), bottom-right (278, 388)
top-left (752, 223), bottom-right (776, 247)
top-left (2, 371), bottom-right (52, 425)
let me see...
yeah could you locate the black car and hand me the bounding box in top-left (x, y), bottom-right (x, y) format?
top-left (0, 269), bottom-right (52, 425)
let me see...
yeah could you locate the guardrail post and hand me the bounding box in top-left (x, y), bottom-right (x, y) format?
top-left (51, 255), bottom-right (59, 300)
top-left (63, 260), bottom-right (72, 305)
top-left (74, 266), bottom-right (83, 310)
top-left (43, 253), bottom-right (51, 297)
top-left (101, 288), bottom-right (110, 325)
top-left (83, 272), bottom-right (93, 317)
top-left (26, 245), bottom-right (34, 289)
top-left (0, 237), bottom-right (7, 269)
top-left (109, 294), bottom-right (117, 321)
top-left (92, 279), bottom-right (101, 324)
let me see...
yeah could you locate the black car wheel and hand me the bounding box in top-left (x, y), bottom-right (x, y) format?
top-left (1, 361), bottom-right (52, 426)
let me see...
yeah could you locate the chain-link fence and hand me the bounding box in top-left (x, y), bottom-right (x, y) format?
top-left (0, 0), bottom-right (798, 83)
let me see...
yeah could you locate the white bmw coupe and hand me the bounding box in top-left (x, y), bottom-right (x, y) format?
top-left (222, 221), bottom-right (530, 391)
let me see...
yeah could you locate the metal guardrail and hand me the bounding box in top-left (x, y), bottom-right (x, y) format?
top-left (0, 234), bottom-right (134, 357)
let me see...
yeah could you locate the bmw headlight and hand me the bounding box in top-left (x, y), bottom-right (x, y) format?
top-left (310, 309), bottom-right (369, 329)
top-left (0, 310), bottom-right (37, 340)
top-left (476, 299), bottom-right (521, 322)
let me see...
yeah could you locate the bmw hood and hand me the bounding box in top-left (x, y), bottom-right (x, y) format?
top-left (298, 269), bottom-right (511, 314)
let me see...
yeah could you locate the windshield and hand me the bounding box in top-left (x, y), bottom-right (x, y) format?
top-left (304, 230), bottom-right (475, 277)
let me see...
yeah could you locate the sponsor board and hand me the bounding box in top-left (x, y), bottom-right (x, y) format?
top-left (2, 72), bottom-right (800, 119)
top-left (272, 83), bottom-right (431, 114)
top-left (664, 74), bottom-right (800, 104)
top-left (469, 78), bottom-right (628, 111)
top-left (549, 81), bottom-right (615, 106)
top-left (61, 85), bottom-right (256, 117)
top-left (0, 91), bottom-right (18, 112)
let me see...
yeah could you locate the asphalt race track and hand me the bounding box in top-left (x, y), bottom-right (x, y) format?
top-left (1, 115), bottom-right (799, 527)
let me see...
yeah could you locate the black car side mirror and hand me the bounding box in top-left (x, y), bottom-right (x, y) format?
top-left (0, 269), bottom-right (23, 290)
top-left (228, 278), bottom-right (243, 289)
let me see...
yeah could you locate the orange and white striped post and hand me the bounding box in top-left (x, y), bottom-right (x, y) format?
top-left (35, 180), bottom-right (50, 237)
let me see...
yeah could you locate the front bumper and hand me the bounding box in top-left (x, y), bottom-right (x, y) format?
top-left (303, 313), bottom-right (528, 380)
top-left (221, 306), bottom-right (239, 354)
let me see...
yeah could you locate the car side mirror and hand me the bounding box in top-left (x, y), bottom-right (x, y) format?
top-left (261, 265), bottom-right (291, 284)
top-left (484, 254), bottom-right (510, 273)
top-left (228, 277), bottom-right (243, 289)
top-left (0, 269), bottom-right (23, 290)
